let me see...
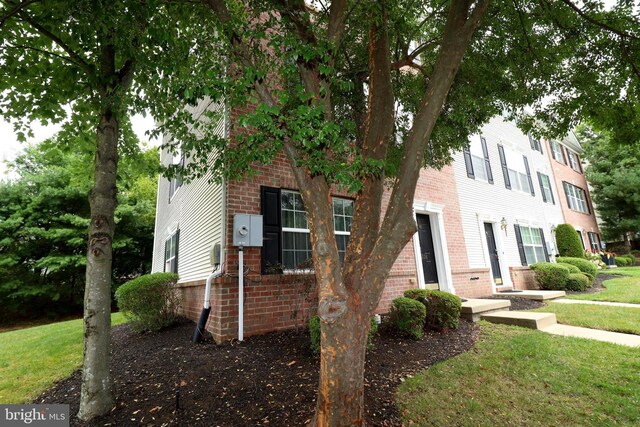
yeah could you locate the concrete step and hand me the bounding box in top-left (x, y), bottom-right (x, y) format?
top-left (541, 324), bottom-right (640, 347)
top-left (498, 290), bottom-right (566, 301)
top-left (461, 299), bottom-right (511, 322)
top-left (481, 311), bottom-right (557, 330)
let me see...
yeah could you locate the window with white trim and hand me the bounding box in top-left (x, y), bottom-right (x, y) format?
top-left (280, 190), bottom-right (353, 269)
top-left (164, 231), bottom-right (178, 273)
top-left (520, 226), bottom-right (546, 264)
top-left (168, 151), bottom-right (184, 201)
top-left (550, 140), bottom-right (566, 163)
top-left (567, 150), bottom-right (582, 173)
top-left (504, 149), bottom-right (532, 194)
top-left (563, 182), bottom-right (589, 213)
top-left (587, 232), bottom-right (600, 252)
top-left (538, 173), bottom-right (555, 204)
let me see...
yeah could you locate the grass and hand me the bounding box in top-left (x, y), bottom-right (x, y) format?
top-left (397, 323), bottom-right (640, 426)
top-left (567, 267), bottom-right (640, 304)
top-left (531, 302), bottom-right (640, 335)
top-left (0, 312), bottom-right (126, 404)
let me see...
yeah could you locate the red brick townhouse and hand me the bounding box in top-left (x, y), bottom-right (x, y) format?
top-left (150, 98), bottom-right (494, 343)
top-left (545, 132), bottom-right (602, 252)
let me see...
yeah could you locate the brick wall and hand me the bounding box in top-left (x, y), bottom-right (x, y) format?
top-left (509, 266), bottom-right (538, 290)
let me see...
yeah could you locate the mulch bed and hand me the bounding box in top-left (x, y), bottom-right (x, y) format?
top-left (36, 318), bottom-right (480, 426)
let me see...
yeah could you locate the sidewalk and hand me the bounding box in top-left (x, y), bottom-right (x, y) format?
top-left (541, 324), bottom-right (640, 347)
top-left (553, 298), bottom-right (640, 308)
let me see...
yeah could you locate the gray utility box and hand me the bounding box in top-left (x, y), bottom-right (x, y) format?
top-left (233, 214), bottom-right (263, 247)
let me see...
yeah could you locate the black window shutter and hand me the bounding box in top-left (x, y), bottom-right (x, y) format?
top-left (497, 144), bottom-right (511, 189)
top-left (514, 225), bottom-right (527, 266)
top-left (481, 137), bottom-right (493, 184)
top-left (523, 156), bottom-right (535, 196)
top-left (539, 228), bottom-right (550, 262)
top-left (173, 229), bottom-right (180, 274)
top-left (577, 154), bottom-right (583, 173)
top-left (561, 146), bottom-right (568, 164)
top-left (537, 172), bottom-right (547, 203)
top-left (463, 145), bottom-right (474, 179)
top-left (548, 177), bottom-right (555, 205)
top-left (261, 186), bottom-right (282, 274)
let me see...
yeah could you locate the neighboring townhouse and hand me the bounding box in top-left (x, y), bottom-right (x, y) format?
top-left (546, 133), bottom-right (602, 252)
top-left (452, 116), bottom-right (566, 292)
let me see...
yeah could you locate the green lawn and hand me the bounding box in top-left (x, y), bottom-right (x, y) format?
top-left (397, 323), bottom-right (640, 426)
top-left (0, 312), bottom-right (126, 404)
top-left (531, 302), bottom-right (640, 335)
top-left (567, 267), bottom-right (640, 304)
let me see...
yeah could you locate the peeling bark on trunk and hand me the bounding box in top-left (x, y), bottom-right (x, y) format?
top-left (77, 111), bottom-right (118, 421)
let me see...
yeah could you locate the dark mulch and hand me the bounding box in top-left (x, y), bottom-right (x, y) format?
top-left (486, 295), bottom-right (545, 310)
top-left (36, 318), bottom-right (480, 426)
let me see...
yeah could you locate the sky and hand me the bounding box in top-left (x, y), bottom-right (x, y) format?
top-left (0, 113), bottom-right (159, 175)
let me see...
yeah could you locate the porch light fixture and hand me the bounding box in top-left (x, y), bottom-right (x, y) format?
top-left (500, 217), bottom-right (508, 232)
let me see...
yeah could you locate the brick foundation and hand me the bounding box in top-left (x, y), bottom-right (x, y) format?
top-left (509, 266), bottom-right (538, 290)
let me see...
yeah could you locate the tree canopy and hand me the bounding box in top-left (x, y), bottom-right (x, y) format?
top-left (578, 125), bottom-right (640, 245)
top-left (0, 139), bottom-right (159, 323)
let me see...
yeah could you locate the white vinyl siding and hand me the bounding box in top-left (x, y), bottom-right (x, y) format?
top-left (151, 98), bottom-right (227, 283)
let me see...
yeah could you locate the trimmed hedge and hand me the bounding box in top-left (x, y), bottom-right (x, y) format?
top-left (621, 255), bottom-right (636, 266)
top-left (557, 262), bottom-right (581, 274)
top-left (566, 273), bottom-right (590, 291)
top-left (388, 297), bottom-right (426, 340)
top-left (530, 263), bottom-right (570, 290)
top-left (615, 256), bottom-right (630, 267)
top-left (115, 273), bottom-right (180, 332)
top-left (556, 257), bottom-right (597, 283)
top-left (555, 224), bottom-right (585, 258)
top-left (404, 289), bottom-right (461, 331)
top-left (308, 315), bottom-right (379, 354)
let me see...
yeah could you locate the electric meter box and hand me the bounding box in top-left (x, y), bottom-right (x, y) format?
top-left (233, 214), bottom-right (263, 247)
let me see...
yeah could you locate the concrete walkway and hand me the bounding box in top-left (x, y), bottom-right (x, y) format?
top-left (540, 324), bottom-right (640, 347)
top-left (553, 298), bottom-right (640, 308)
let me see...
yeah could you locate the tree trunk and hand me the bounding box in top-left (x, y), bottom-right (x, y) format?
top-left (78, 111), bottom-right (119, 421)
top-left (314, 295), bottom-right (371, 426)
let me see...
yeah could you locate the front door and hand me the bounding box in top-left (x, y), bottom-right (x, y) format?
top-left (484, 223), bottom-right (502, 285)
top-left (417, 214), bottom-right (439, 285)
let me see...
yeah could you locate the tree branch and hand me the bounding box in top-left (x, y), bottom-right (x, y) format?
top-left (0, 0), bottom-right (40, 27)
top-left (16, 10), bottom-right (95, 78)
top-left (5, 42), bottom-right (76, 65)
top-left (560, 0), bottom-right (639, 41)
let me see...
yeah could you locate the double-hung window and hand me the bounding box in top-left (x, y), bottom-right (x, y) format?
top-left (168, 151), bottom-right (184, 201)
top-left (537, 172), bottom-right (555, 204)
top-left (497, 145), bottom-right (534, 196)
top-left (262, 187), bottom-right (353, 272)
top-left (550, 140), bottom-right (566, 164)
top-left (164, 230), bottom-right (179, 273)
top-left (563, 182), bottom-right (589, 213)
top-left (462, 136), bottom-right (493, 183)
top-left (514, 225), bottom-right (549, 265)
top-left (587, 232), bottom-right (600, 252)
top-left (567, 150), bottom-right (582, 173)
top-left (528, 133), bottom-right (543, 153)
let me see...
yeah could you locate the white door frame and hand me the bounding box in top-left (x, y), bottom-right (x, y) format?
top-left (412, 201), bottom-right (455, 294)
top-left (475, 214), bottom-right (512, 293)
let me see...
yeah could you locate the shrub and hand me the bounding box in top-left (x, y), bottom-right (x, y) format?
top-left (388, 297), bottom-right (426, 340)
top-left (566, 273), bottom-right (590, 291)
top-left (530, 263), bottom-right (570, 290)
top-left (557, 262), bottom-right (581, 274)
top-left (555, 224), bottom-right (585, 258)
top-left (404, 289), bottom-right (461, 331)
top-left (309, 315), bottom-right (321, 354)
top-left (623, 255), bottom-right (636, 266)
top-left (308, 315), bottom-right (379, 354)
top-left (615, 256), bottom-right (629, 267)
top-left (556, 257), bottom-right (597, 282)
top-left (583, 272), bottom-right (595, 285)
top-left (115, 273), bottom-right (180, 332)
